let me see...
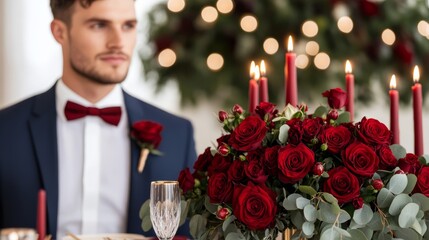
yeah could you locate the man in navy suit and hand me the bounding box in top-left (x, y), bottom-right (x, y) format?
top-left (0, 0), bottom-right (196, 238)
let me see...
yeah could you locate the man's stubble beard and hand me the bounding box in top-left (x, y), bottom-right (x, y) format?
top-left (69, 42), bottom-right (130, 85)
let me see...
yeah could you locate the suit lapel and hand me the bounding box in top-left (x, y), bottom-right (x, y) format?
top-left (123, 92), bottom-right (151, 233)
top-left (28, 86), bottom-right (59, 237)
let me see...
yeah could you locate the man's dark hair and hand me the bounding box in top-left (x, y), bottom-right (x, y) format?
top-left (50, 0), bottom-right (97, 23)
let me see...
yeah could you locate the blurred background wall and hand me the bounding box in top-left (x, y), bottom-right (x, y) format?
top-left (0, 0), bottom-right (427, 155)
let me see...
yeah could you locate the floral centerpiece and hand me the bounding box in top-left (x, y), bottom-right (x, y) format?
top-left (141, 88), bottom-right (429, 240)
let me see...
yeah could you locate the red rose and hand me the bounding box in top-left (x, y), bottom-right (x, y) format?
top-left (130, 120), bottom-right (163, 148)
top-left (244, 159), bottom-right (268, 184)
top-left (233, 104), bottom-right (244, 115)
top-left (178, 168), bottom-right (194, 193)
top-left (217, 143), bottom-right (229, 156)
top-left (207, 154), bottom-right (232, 177)
top-left (302, 118), bottom-right (323, 143)
top-left (218, 110), bottom-right (228, 122)
top-left (414, 166), bottom-right (429, 197)
top-left (372, 179), bottom-right (384, 191)
top-left (313, 162), bottom-right (324, 176)
top-left (207, 172), bottom-right (233, 203)
top-left (322, 88), bottom-right (347, 109)
top-left (356, 117), bottom-right (391, 146)
top-left (377, 146), bottom-right (397, 170)
top-left (359, 0), bottom-right (379, 17)
top-left (353, 197), bottom-right (364, 209)
top-left (342, 142), bottom-right (379, 178)
top-left (278, 143), bottom-right (315, 183)
top-left (255, 102), bottom-right (278, 121)
top-left (229, 116), bottom-right (267, 152)
top-left (228, 160), bottom-right (246, 183)
top-left (393, 41), bottom-right (413, 66)
top-left (263, 146), bottom-right (280, 175)
top-left (320, 126), bottom-right (352, 154)
top-left (324, 167), bottom-right (360, 204)
top-left (398, 153), bottom-right (421, 174)
top-left (216, 134), bottom-right (231, 147)
top-left (233, 183), bottom-right (277, 230)
top-left (193, 147), bottom-right (213, 172)
top-left (216, 207), bottom-right (231, 220)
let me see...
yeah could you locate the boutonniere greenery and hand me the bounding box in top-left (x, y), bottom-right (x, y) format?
top-left (130, 120), bottom-right (163, 173)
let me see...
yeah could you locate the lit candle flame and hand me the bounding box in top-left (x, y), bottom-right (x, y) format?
top-left (345, 60), bottom-right (352, 74)
top-left (254, 65), bottom-right (260, 80)
top-left (413, 65), bottom-right (420, 84)
top-left (260, 60), bottom-right (266, 77)
top-left (390, 74), bottom-right (397, 90)
top-left (249, 61), bottom-right (256, 78)
top-left (287, 36), bottom-right (293, 52)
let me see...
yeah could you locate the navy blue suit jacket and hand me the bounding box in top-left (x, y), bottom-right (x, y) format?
top-left (0, 85), bottom-right (196, 239)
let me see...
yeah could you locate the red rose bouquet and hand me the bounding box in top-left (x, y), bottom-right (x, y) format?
top-left (142, 88), bottom-right (429, 239)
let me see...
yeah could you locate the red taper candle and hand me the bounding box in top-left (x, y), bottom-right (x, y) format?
top-left (37, 189), bottom-right (46, 240)
top-left (345, 60), bottom-right (354, 122)
top-left (389, 75), bottom-right (400, 144)
top-left (285, 36), bottom-right (297, 106)
top-left (412, 66), bottom-right (424, 156)
top-left (259, 60), bottom-right (269, 103)
top-left (248, 61), bottom-right (259, 113)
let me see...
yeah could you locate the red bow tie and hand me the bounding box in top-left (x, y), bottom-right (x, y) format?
top-left (64, 101), bottom-right (122, 126)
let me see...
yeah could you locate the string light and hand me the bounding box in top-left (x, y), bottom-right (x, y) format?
top-left (305, 41), bottom-right (319, 56)
top-left (201, 6), bottom-right (218, 23)
top-left (296, 55), bottom-right (309, 69)
top-left (167, 0), bottom-right (185, 13)
top-left (314, 52), bottom-right (330, 70)
top-left (302, 20), bottom-right (318, 37)
top-left (417, 20), bottom-right (429, 37)
top-left (337, 16), bottom-right (353, 33)
top-left (240, 15), bottom-right (258, 32)
top-left (381, 28), bottom-right (396, 45)
top-left (207, 53), bottom-right (224, 71)
top-left (216, 0), bottom-right (233, 14)
top-left (263, 38), bottom-right (279, 55)
top-left (158, 48), bottom-right (176, 67)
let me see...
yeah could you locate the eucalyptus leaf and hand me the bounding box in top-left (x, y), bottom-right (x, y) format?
top-left (322, 192), bottom-right (338, 204)
top-left (333, 226), bottom-right (352, 238)
top-left (398, 203), bottom-right (420, 228)
top-left (304, 204), bottom-right (317, 222)
top-left (141, 215), bottom-right (152, 232)
top-left (419, 155), bottom-right (429, 165)
top-left (403, 174), bottom-right (417, 194)
top-left (353, 204), bottom-right (373, 225)
top-left (225, 232), bottom-right (246, 240)
top-left (394, 228), bottom-right (422, 240)
top-left (412, 193), bottom-right (429, 212)
top-left (179, 200), bottom-right (190, 226)
top-left (377, 188), bottom-right (394, 208)
top-left (411, 218), bottom-right (423, 235)
top-left (291, 211), bottom-right (305, 228)
top-left (349, 220), bottom-right (365, 230)
top-left (139, 200), bottom-right (150, 219)
top-left (298, 185), bottom-right (317, 197)
top-left (390, 144), bottom-right (407, 160)
top-left (222, 215), bottom-right (237, 232)
top-left (189, 214), bottom-right (207, 239)
top-left (302, 221), bottom-right (315, 236)
top-left (346, 229), bottom-right (369, 240)
top-left (388, 174), bottom-right (408, 194)
top-left (204, 196), bottom-right (218, 214)
top-left (296, 197), bottom-right (310, 209)
top-left (283, 193), bottom-right (302, 210)
top-left (313, 106), bottom-right (328, 118)
top-left (368, 212), bottom-right (383, 231)
top-left (337, 112), bottom-right (350, 124)
top-left (278, 124), bottom-right (290, 144)
top-left (389, 194), bottom-right (412, 216)
top-left (320, 227), bottom-right (341, 240)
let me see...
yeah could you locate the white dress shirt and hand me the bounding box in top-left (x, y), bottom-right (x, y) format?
top-left (55, 80), bottom-right (131, 238)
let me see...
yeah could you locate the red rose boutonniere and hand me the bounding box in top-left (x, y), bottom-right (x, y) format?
top-left (130, 120), bottom-right (163, 173)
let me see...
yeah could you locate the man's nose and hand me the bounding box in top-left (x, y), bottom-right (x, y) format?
top-left (106, 27), bottom-right (124, 49)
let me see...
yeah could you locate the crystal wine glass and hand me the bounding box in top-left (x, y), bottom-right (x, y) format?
top-left (150, 181), bottom-right (181, 240)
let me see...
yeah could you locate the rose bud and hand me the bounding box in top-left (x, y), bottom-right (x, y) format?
top-left (320, 143), bottom-right (328, 151)
top-left (328, 109), bottom-right (339, 121)
top-left (218, 110), bottom-right (228, 122)
top-left (218, 144), bottom-right (229, 156)
top-left (233, 104), bottom-right (244, 115)
top-left (395, 169), bottom-right (405, 174)
top-left (352, 197), bottom-right (364, 209)
top-left (216, 207), bottom-right (231, 220)
top-left (313, 162), bottom-right (324, 176)
top-left (372, 179), bottom-right (384, 191)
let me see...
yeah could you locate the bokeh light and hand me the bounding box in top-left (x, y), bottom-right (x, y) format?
top-left (216, 0), bottom-right (234, 14)
top-left (337, 16), bottom-right (353, 33)
top-left (207, 53), bottom-right (224, 71)
top-left (240, 15), bottom-right (258, 32)
top-left (263, 38), bottom-right (279, 55)
top-left (167, 0), bottom-right (185, 13)
top-left (302, 20), bottom-right (318, 37)
top-left (158, 48), bottom-right (177, 67)
top-left (201, 6), bottom-right (218, 23)
top-left (314, 52), bottom-right (330, 70)
top-left (381, 28), bottom-right (396, 45)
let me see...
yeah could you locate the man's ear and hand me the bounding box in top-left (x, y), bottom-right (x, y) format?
top-left (51, 19), bottom-right (68, 44)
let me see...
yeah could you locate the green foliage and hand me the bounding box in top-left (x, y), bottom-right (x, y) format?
top-left (142, 0), bottom-right (429, 106)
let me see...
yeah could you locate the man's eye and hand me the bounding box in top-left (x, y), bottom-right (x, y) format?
top-left (91, 23), bottom-right (106, 29)
top-left (123, 23), bottom-right (136, 30)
